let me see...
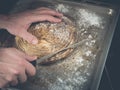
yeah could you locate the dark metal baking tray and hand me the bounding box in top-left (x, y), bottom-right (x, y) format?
top-left (1, 0), bottom-right (119, 90)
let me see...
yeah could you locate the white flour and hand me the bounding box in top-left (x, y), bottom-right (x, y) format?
top-left (34, 3), bottom-right (104, 90)
top-left (7, 1), bottom-right (110, 90)
top-left (78, 9), bottom-right (102, 27)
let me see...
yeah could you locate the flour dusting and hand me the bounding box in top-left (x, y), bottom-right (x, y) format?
top-left (30, 3), bottom-right (105, 90)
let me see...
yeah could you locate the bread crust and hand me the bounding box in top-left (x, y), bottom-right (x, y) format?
top-left (15, 16), bottom-right (76, 64)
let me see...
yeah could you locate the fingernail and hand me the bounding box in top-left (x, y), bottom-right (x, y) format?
top-left (32, 39), bottom-right (38, 44)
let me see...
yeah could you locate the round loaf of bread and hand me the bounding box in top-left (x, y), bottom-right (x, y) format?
top-left (15, 16), bottom-right (76, 64)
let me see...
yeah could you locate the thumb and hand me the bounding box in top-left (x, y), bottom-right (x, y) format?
top-left (19, 30), bottom-right (38, 44)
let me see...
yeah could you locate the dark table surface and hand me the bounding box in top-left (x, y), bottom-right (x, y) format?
top-left (0, 0), bottom-right (120, 90)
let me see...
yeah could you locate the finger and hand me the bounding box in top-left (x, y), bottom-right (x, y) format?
top-left (19, 30), bottom-right (38, 44)
top-left (24, 54), bottom-right (37, 62)
top-left (10, 76), bottom-right (18, 86)
top-left (32, 10), bottom-right (63, 17)
top-left (0, 61), bottom-right (27, 87)
top-left (6, 62), bottom-right (27, 84)
top-left (36, 7), bottom-right (52, 11)
top-left (35, 8), bottom-right (63, 16)
top-left (35, 7), bottom-right (56, 12)
top-left (5, 63), bottom-right (27, 84)
top-left (30, 14), bottom-right (62, 23)
top-left (14, 48), bottom-right (37, 61)
top-left (17, 68), bottom-right (27, 83)
top-left (24, 61), bottom-right (36, 77)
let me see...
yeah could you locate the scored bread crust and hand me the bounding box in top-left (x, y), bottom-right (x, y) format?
top-left (15, 16), bottom-right (76, 64)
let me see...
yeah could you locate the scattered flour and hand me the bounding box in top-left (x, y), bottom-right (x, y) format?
top-left (34, 3), bottom-right (104, 90)
top-left (78, 9), bottom-right (102, 27)
top-left (8, 1), bottom-right (109, 90)
top-left (56, 4), bottom-right (69, 13)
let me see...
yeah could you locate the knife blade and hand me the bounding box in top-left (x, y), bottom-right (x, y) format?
top-left (36, 39), bottom-right (88, 64)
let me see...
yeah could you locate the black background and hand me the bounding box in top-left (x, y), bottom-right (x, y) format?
top-left (0, 0), bottom-right (120, 90)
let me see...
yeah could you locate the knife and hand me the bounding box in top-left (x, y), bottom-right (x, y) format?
top-left (36, 39), bottom-right (88, 64)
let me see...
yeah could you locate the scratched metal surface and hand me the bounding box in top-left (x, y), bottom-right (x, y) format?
top-left (2, 0), bottom-right (119, 90)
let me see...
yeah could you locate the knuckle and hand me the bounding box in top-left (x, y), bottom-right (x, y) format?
top-left (6, 76), bottom-right (13, 82)
top-left (10, 65), bottom-right (21, 75)
top-left (18, 60), bottom-right (25, 67)
top-left (12, 69), bottom-right (20, 75)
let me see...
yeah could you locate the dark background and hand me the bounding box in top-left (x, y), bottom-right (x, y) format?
top-left (0, 0), bottom-right (120, 90)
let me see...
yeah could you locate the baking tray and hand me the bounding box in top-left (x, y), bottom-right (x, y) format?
top-left (0, 0), bottom-right (119, 90)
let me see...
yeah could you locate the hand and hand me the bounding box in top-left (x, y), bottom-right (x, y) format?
top-left (0, 48), bottom-right (37, 88)
top-left (0, 7), bottom-right (63, 44)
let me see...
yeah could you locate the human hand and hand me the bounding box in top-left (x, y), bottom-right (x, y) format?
top-left (0, 7), bottom-right (63, 44)
top-left (0, 48), bottom-right (37, 88)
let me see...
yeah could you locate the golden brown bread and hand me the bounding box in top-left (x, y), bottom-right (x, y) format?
top-left (15, 16), bottom-right (76, 64)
